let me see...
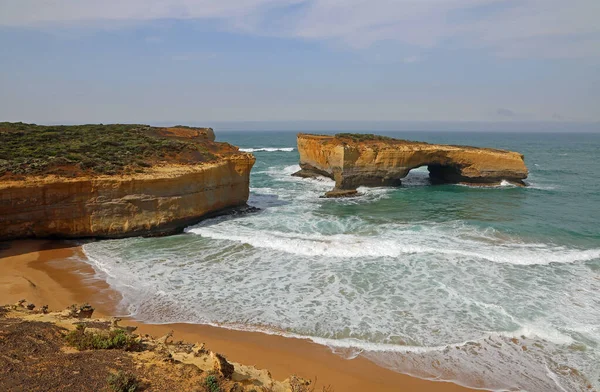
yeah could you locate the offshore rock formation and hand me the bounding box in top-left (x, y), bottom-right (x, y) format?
top-left (0, 125), bottom-right (255, 239)
top-left (294, 133), bottom-right (528, 196)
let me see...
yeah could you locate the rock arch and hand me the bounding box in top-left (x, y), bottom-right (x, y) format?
top-left (292, 133), bottom-right (528, 197)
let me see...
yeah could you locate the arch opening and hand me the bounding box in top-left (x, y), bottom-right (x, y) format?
top-left (426, 163), bottom-right (465, 185)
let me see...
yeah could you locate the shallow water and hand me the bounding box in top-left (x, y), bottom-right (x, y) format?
top-left (82, 131), bottom-right (600, 391)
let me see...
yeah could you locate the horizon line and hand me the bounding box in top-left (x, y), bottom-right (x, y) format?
top-left (3, 119), bottom-right (599, 133)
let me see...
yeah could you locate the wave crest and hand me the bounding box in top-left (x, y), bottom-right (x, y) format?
top-left (186, 224), bottom-right (600, 265)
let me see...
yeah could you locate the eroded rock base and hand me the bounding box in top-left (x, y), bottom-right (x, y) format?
top-left (322, 189), bottom-right (360, 198)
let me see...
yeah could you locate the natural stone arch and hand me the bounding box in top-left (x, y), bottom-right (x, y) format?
top-left (293, 133), bottom-right (528, 197)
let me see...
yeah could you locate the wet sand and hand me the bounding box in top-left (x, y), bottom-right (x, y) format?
top-left (0, 240), bottom-right (477, 392)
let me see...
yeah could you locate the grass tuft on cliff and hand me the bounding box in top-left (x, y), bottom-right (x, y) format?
top-left (0, 122), bottom-right (218, 178)
top-left (107, 371), bottom-right (141, 392)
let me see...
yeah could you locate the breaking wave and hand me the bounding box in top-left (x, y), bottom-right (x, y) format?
top-left (187, 224), bottom-right (600, 265)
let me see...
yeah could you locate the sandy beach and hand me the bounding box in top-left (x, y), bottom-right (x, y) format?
top-left (0, 239), bottom-right (477, 392)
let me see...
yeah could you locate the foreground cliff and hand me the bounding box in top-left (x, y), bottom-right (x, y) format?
top-left (294, 133), bottom-right (528, 196)
top-left (1, 303), bottom-right (314, 392)
top-left (0, 123), bottom-right (255, 239)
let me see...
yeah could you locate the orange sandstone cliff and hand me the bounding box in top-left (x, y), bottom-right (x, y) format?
top-left (293, 133), bottom-right (528, 196)
top-left (0, 125), bottom-right (255, 239)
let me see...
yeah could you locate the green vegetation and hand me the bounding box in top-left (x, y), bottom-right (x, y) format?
top-left (0, 122), bottom-right (216, 177)
top-left (335, 133), bottom-right (394, 142)
top-left (65, 324), bottom-right (142, 351)
top-left (204, 375), bottom-right (221, 392)
top-left (106, 371), bottom-right (140, 392)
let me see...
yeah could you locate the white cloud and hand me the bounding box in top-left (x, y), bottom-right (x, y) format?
top-left (402, 55), bottom-right (420, 64)
top-left (0, 0), bottom-right (598, 58)
top-left (0, 1), bottom-right (276, 24)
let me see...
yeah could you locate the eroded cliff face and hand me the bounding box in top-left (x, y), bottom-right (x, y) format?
top-left (294, 134), bottom-right (528, 195)
top-left (0, 157), bottom-right (254, 239)
top-left (0, 126), bottom-right (255, 240)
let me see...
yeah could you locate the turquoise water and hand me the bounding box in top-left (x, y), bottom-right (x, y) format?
top-left (82, 131), bottom-right (600, 391)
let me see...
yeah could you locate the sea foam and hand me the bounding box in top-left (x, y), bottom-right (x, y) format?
top-left (186, 222), bottom-right (600, 265)
top-left (80, 157), bottom-right (600, 392)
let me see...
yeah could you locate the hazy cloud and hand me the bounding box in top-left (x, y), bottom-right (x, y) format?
top-left (497, 108), bottom-right (517, 118)
top-left (402, 55), bottom-right (421, 64)
top-left (0, 1), bottom-right (285, 25)
top-left (0, 0), bottom-right (598, 58)
top-left (495, 108), bottom-right (537, 121)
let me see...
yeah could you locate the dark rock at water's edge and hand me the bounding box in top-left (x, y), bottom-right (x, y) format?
top-left (291, 168), bottom-right (325, 179)
top-left (321, 189), bottom-right (360, 198)
top-left (226, 205), bottom-right (262, 216)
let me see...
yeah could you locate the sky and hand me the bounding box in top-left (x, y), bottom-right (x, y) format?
top-left (0, 0), bottom-right (599, 128)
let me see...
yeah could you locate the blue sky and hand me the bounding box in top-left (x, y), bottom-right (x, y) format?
top-left (0, 0), bottom-right (599, 126)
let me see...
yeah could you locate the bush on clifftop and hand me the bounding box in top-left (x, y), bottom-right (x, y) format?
top-left (65, 324), bottom-right (142, 351)
top-left (0, 122), bottom-right (216, 178)
top-left (106, 371), bottom-right (141, 392)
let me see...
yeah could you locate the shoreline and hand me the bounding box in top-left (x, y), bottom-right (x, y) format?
top-left (0, 240), bottom-right (476, 392)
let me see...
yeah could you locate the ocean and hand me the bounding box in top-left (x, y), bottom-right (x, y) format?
top-left (81, 131), bottom-right (600, 391)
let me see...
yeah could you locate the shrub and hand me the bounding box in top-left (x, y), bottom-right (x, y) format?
top-left (65, 325), bottom-right (141, 351)
top-left (106, 371), bottom-right (140, 392)
top-left (204, 374), bottom-right (221, 392)
top-left (0, 122), bottom-right (217, 177)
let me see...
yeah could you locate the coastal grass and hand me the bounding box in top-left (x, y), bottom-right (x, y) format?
top-left (0, 122), bottom-right (216, 177)
top-left (65, 324), bottom-right (142, 351)
top-left (204, 374), bottom-right (221, 392)
top-left (106, 371), bottom-right (141, 392)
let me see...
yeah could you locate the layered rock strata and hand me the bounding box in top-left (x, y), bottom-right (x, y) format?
top-left (0, 126), bottom-right (255, 239)
top-left (293, 133), bottom-right (528, 195)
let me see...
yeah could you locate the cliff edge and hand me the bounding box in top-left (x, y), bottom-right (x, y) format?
top-left (0, 123), bottom-right (255, 239)
top-left (293, 133), bottom-right (528, 196)
top-left (1, 303), bottom-right (314, 392)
